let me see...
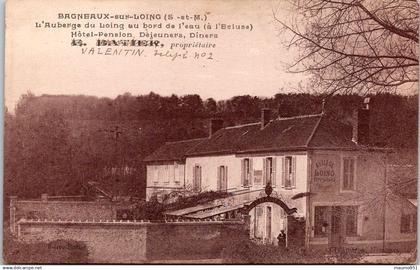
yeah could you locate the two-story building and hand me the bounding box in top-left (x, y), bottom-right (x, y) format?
top-left (144, 100), bottom-right (417, 251)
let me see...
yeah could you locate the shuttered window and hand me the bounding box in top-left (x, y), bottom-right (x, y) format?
top-left (174, 163), bottom-right (180, 184)
top-left (218, 165), bottom-right (228, 191)
top-left (193, 165), bottom-right (202, 192)
top-left (282, 156), bottom-right (296, 188)
top-left (164, 165), bottom-right (170, 184)
top-left (263, 157), bottom-right (276, 186)
top-left (343, 158), bottom-right (355, 190)
top-left (242, 158), bottom-right (252, 187)
top-left (153, 166), bottom-right (159, 184)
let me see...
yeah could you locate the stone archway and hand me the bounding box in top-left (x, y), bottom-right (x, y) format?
top-left (241, 183), bottom-right (305, 247)
top-left (242, 196), bottom-right (297, 216)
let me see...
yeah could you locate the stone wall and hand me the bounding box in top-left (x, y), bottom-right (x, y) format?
top-left (17, 219), bottom-right (246, 263)
top-left (146, 221), bottom-right (246, 260)
top-left (9, 197), bottom-right (133, 234)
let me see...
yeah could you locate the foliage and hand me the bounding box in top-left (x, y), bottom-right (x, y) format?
top-left (3, 233), bottom-right (89, 264)
top-left (221, 239), bottom-right (366, 264)
top-left (276, 0), bottom-right (418, 95)
top-left (132, 190), bottom-right (230, 221)
top-left (164, 190), bottom-right (230, 211)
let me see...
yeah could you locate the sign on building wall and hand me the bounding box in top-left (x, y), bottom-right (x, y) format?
top-left (311, 155), bottom-right (340, 192)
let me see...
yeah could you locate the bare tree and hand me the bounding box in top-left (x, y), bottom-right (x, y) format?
top-left (275, 0), bottom-right (419, 96)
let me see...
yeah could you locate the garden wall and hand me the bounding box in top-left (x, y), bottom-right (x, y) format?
top-left (9, 196), bottom-right (133, 234)
top-left (17, 219), bottom-right (246, 263)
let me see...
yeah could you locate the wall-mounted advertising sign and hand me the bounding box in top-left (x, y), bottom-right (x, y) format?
top-left (311, 154), bottom-right (340, 192)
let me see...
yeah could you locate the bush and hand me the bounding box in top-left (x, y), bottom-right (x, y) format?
top-left (4, 233), bottom-right (89, 264)
top-left (221, 239), bottom-right (366, 264)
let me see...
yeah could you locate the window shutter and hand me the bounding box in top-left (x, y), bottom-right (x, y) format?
top-left (217, 166), bottom-right (221, 191)
top-left (225, 166), bottom-right (228, 190)
top-left (241, 159), bottom-right (245, 186)
top-left (272, 157), bottom-right (277, 186)
top-left (292, 156), bottom-right (297, 187)
top-left (199, 166), bottom-right (202, 190)
top-left (179, 165), bottom-right (183, 183)
top-left (193, 166), bottom-right (196, 190)
top-left (263, 158), bottom-right (267, 185)
top-left (249, 158), bottom-right (254, 186)
top-left (195, 166), bottom-right (198, 190)
top-left (281, 157), bottom-right (285, 187)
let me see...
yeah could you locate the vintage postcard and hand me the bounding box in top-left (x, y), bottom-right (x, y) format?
top-left (3, 0), bottom-right (418, 265)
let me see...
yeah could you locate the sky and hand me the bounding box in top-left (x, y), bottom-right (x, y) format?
top-left (5, 0), bottom-right (304, 111)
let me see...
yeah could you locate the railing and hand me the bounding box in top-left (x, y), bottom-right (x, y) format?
top-left (17, 218), bottom-right (244, 224)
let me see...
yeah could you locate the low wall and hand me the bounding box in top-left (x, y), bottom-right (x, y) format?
top-left (9, 197), bottom-right (133, 234)
top-left (17, 219), bottom-right (246, 263)
top-left (146, 221), bottom-right (246, 260)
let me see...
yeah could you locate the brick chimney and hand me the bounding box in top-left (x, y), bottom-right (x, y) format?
top-left (261, 108), bottom-right (271, 129)
top-left (209, 118), bottom-right (224, 138)
top-left (352, 97), bottom-right (371, 145)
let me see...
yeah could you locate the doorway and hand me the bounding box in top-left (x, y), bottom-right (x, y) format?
top-left (266, 206), bottom-right (272, 241)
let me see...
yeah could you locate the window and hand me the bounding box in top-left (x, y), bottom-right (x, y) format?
top-left (157, 166), bottom-right (163, 183)
top-left (242, 158), bottom-right (252, 187)
top-left (401, 214), bottom-right (417, 233)
top-left (176, 164), bottom-right (184, 185)
top-left (314, 206), bottom-right (329, 237)
top-left (193, 165), bottom-right (202, 192)
top-left (344, 206), bottom-right (358, 236)
top-left (282, 156), bottom-right (295, 188)
top-left (264, 157), bottom-right (276, 186)
top-left (343, 158), bottom-right (355, 190)
top-left (163, 165), bottom-right (170, 184)
top-left (174, 163), bottom-right (179, 183)
top-left (153, 166), bottom-right (159, 184)
top-left (218, 166), bottom-right (228, 191)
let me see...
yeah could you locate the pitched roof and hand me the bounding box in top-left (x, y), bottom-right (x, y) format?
top-left (307, 116), bottom-right (357, 149)
top-left (143, 138), bottom-right (206, 162)
top-left (145, 113), bottom-right (362, 161)
top-left (236, 114), bottom-right (324, 153)
top-left (186, 122), bottom-right (261, 156)
top-left (187, 114), bottom-right (358, 156)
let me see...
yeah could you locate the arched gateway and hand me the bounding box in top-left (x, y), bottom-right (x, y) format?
top-left (242, 196), bottom-right (298, 216)
top-left (241, 182), bottom-right (297, 215)
top-left (241, 183), bottom-right (305, 247)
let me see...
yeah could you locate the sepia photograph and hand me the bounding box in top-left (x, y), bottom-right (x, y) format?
top-left (3, 0), bottom-right (418, 265)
